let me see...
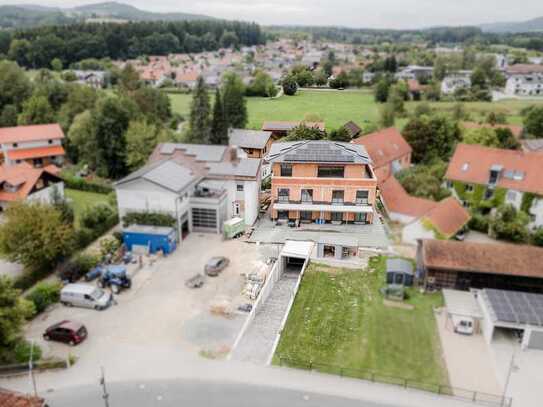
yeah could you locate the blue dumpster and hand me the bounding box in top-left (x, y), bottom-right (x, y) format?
top-left (122, 225), bottom-right (177, 255)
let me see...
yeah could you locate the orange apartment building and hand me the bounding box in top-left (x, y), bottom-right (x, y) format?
top-left (0, 124), bottom-right (66, 168)
top-left (267, 140), bottom-right (378, 224)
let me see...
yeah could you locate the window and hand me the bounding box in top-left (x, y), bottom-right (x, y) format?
top-left (355, 213), bottom-right (367, 223)
top-left (331, 212), bottom-right (343, 222)
top-left (236, 183), bottom-right (244, 192)
top-left (12, 143), bottom-right (18, 148)
top-left (280, 164), bottom-right (292, 177)
top-left (318, 166), bottom-right (344, 178)
top-left (233, 202), bottom-right (241, 216)
top-left (484, 188), bottom-right (494, 200)
top-left (48, 139), bottom-right (53, 144)
top-left (278, 188), bottom-right (289, 202)
top-left (506, 190), bottom-right (517, 203)
top-left (332, 190), bottom-right (344, 205)
top-left (446, 181), bottom-right (453, 189)
top-left (355, 190), bottom-right (369, 205)
top-left (466, 184), bottom-right (474, 193)
top-left (301, 189), bottom-right (313, 202)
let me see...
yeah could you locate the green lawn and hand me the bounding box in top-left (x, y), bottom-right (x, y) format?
top-left (169, 89), bottom-right (543, 131)
top-left (65, 188), bottom-right (110, 227)
top-left (273, 257), bottom-right (448, 386)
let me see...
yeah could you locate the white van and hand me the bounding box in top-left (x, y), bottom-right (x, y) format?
top-left (61, 284), bottom-right (113, 310)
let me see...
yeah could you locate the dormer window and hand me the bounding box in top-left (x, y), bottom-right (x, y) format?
top-left (461, 163), bottom-right (469, 171)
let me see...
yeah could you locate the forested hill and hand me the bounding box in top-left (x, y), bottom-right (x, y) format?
top-left (4, 20), bottom-right (265, 68)
top-left (0, 2), bottom-right (215, 29)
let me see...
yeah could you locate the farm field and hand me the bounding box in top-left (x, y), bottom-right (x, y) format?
top-left (273, 257), bottom-right (448, 386)
top-left (169, 88), bottom-right (543, 131)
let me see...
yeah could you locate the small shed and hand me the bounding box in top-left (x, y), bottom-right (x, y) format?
top-left (122, 225), bottom-right (177, 255)
top-left (386, 258), bottom-right (414, 286)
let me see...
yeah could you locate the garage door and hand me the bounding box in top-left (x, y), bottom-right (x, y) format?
top-left (528, 330), bottom-right (543, 350)
top-left (192, 208), bottom-right (217, 230)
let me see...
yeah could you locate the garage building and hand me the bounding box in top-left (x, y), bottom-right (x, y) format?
top-left (477, 288), bottom-right (543, 351)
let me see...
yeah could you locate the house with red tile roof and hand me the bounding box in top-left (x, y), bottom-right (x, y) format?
top-left (352, 127), bottom-right (412, 181)
top-left (378, 176), bottom-right (470, 244)
top-left (445, 143), bottom-right (543, 228)
top-left (0, 124), bottom-right (65, 169)
top-left (0, 162), bottom-right (63, 210)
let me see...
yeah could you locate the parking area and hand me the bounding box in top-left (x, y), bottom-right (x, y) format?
top-left (23, 234), bottom-right (269, 365)
top-left (435, 309), bottom-right (502, 396)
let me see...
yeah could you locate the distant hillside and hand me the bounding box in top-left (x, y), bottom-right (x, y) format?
top-left (480, 16), bottom-right (543, 33)
top-left (0, 1), bottom-right (215, 29)
top-left (69, 2), bottom-right (214, 22)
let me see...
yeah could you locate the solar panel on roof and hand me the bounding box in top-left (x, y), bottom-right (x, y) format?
top-left (484, 289), bottom-right (543, 327)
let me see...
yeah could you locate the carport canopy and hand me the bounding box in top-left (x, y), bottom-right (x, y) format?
top-left (280, 240), bottom-right (314, 259)
top-left (443, 289), bottom-right (483, 319)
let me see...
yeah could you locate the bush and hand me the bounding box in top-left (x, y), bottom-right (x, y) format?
top-left (81, 203), bottom-right (116, 231)
top-left (14, 339), bottom-right (42, 363)
top-left (62, 174), bottom-right (113, 194)
top-left (533, 228), bottom-right (543, 247)
top-left (468, 213), bottom-right (489, 233)
top-left (122, 211), bottom-right (176, 227)
top-left (58, 253), bottom-right (100, 283)
top-left (25, 282), bottom-right (62, 314)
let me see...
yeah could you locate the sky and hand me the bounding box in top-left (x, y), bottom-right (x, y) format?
top-left (2, 0), bottom-right (543, 29)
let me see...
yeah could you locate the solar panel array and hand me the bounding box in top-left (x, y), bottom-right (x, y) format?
top-left (284, 144), bottom-right (355, 162)
top-left (485, 289), bottom-right (543, 327)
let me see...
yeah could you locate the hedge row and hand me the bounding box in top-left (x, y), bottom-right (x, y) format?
top-left (63, 175), bottom-right (113, 194)
top-left (122, 211), bottom-right (176, 227)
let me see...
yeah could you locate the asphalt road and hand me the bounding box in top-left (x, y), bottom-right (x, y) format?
top-left (45, 379), bottom-right (395, 407)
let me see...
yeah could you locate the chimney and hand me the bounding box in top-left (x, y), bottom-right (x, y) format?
top-left (230, 147), bottom-right (239, 165)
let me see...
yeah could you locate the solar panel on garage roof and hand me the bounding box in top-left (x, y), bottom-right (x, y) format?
top-left (484, 289), bottom-right (543, 327)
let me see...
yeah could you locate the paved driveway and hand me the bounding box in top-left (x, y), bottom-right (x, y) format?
top-left (22, 234), bottom-right (267, 365)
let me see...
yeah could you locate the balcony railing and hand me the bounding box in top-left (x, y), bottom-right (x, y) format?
top-left (273, 199), bottom-right (371, 207)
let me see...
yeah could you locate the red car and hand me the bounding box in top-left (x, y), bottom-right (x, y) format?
top-left (43, 320), bottom-right (87, 346)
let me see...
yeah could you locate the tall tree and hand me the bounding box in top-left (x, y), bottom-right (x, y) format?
top-left (210, 88), bottom-right (228, 145)
top-left (222, 72), bottom-right (247, 128)
top-left (0, 202), bottom-right (75, 273)
top-left (93, 96), bottom-right (132, 178)
top-left (17, 95), bottom-right (55, 125)
top-left (0, 61), bottom-right (32, 111)
top-left (187, 76), bottom-right (211, 144)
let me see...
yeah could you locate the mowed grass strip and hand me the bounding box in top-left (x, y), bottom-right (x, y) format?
top-left (274, 257), bottom-right (448, 385)
top-left (65, 188), bottom-right (111, 227)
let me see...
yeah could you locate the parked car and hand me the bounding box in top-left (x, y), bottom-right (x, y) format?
top-left (84, 266), bottom-right (103, 282)
top-left (43, 320), bottom-right (87, 346)
top-left (97, 266), bottom-right (132, 294)
top-left (204, 257), bottom-right (230, 277)
top-left (61, 284), bottom-right (112, 310)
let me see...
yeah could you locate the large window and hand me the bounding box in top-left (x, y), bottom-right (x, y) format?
top-left (278, 188), bottom-right (290, 202)
top-left (192, 208), bottom-right (217, 229)
top-left (301, 189), bottom-right (313, 202)
top-left (318, 166), bottom-right (344, 178)
top-left (356, 190), bottom-right (369, 205)
top-left (280, 164), bottom-right (292, 177)
top-left (332, 190), bottom-right (344, 205)
top-left (355, 213), bottom-right (368, 223)
top-left (331, 212), bottom-right (343, 221)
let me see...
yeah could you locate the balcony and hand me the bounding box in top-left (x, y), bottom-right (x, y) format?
top-left (272, 199), bottom-right (373, 214)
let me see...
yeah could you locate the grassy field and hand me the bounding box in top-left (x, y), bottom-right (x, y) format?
top-left (65, 188), bottom-right (110, 227)
top-left (169, 89), bottom-right (543, 131)
top-left (273, 257), bottom-right (448, 386)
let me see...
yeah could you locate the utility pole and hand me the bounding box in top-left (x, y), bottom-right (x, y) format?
top-left (28, 340), bottom-right (38, 397)
top-left (100, 366), bottom-right (110, 407)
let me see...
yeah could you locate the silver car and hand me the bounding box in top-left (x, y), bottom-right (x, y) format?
top-left (60, 284), bottom-right (112, 310)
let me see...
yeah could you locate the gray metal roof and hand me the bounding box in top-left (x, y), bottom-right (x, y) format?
top-left (115, 160), bottom-right (199, 193)
top-left (159, 143), bottom-right (227, 162)
top-left (386, 258), bottom-right (414, 275)
top-left (482, 288), bottom-right (543, 327)
top-left (267, 140), bottom-right (370, 164)
top-left (229, 129), bottom-right (272, 149)
top-left (207, 158), bottom-right (261, 178)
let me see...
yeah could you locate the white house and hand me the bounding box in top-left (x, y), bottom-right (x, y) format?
top-left (505, 74), bottom-right (543, 97)
top-left (395, 65), bottom-right (433, 81)
top-left (441, 72), bottom-right (472, 95)
top-left (115, 143), bottom-right (261, 236)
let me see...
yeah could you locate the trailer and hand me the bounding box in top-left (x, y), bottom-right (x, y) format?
top-left (122, 225), bottom-right (177, 255)
top-left (223, 217), bottom-right (245, 239)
